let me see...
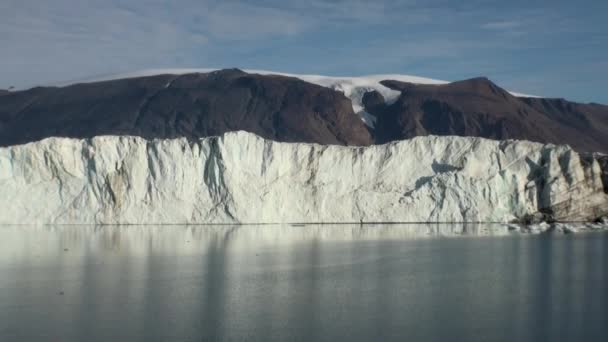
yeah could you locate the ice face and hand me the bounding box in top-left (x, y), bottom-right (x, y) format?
top-left (0, 132), bottom-right (605, 224)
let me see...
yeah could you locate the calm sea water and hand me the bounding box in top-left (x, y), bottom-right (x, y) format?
top-left (0, 224), bottom-right (606, 341)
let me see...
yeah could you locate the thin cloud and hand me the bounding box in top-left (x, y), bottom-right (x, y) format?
top-left (482, 20), bottom-right (522, 30)
top-left (202, 2), bottom-right (311, 40)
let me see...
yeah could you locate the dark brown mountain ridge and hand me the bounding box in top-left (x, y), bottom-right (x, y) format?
top-left (0, 69), bottom-right (606, 153)
top-left (371, 77), bottom-right (608, 152)
top-left (0, 69), bottom-right (372, 147)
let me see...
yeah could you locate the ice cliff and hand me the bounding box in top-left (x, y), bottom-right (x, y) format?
top-left (0, 131), bottom-right (606, 224)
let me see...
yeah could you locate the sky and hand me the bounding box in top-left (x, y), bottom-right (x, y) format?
top-left (1, 0), bottom-right (607, 103)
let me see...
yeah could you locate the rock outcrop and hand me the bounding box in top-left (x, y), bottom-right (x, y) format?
top-left (1, 131), bottom-right (605, 224)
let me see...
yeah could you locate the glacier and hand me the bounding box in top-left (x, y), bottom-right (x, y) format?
top-left (0, 131), bottom-right (606, 224)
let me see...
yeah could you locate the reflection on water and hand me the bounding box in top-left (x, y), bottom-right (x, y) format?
top-left (0, 224), bottom-right (606, 341)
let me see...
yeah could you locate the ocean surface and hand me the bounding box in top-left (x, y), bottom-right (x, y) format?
top-left (0, 224), bottom-right (606, 341)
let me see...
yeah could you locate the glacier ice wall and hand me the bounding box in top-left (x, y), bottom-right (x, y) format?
top-left (0, 131), bottom-right (606, 224)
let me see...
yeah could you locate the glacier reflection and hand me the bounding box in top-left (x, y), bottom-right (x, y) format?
top-left (0, 223), bottom-right (512, 257)
top-left (0, 224), bottom-right (606, 341)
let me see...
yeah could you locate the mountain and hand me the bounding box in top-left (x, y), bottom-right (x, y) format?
top-left (0, 69), bottom-right (371, 147)
top-left (521, 97), bottom-right (608, 138)
top-left (370, 78), bottom-right (608, 152)
top-left (1, 131), bottom-right (606, 224)
top-left (0, 89), bottom-right (8, 96)
top-left (1, 69), bottom-right (607, 153)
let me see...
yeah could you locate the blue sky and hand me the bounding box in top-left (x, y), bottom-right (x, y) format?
top-left (1, 0), bottom-right (607, 103)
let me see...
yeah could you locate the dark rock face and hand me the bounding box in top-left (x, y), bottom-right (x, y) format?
top-left (0, 69), bottom-right (372, 147)
top-left (521, 98), bottom-right (608, 144)
top-left (362, 90), bottom-right (386, 112)
top-left (596, 155), bottom-right (608, 193)
top-left (371, 78), bottom-right (608, 153)
top-left (0, 90), bottom-right (8, 96)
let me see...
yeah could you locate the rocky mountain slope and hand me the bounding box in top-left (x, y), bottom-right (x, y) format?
top-left (0, 69), bottom-right (371, 147)
top-left (1, 69), bottom-right (607, 152)
top-left (371, 78), bottom-right (608, 152)
top-left (0, 131), bottom-right (606, 224)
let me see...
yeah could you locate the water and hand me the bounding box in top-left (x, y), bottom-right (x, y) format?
top-left (0, 224), bottom-right (606, 341)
